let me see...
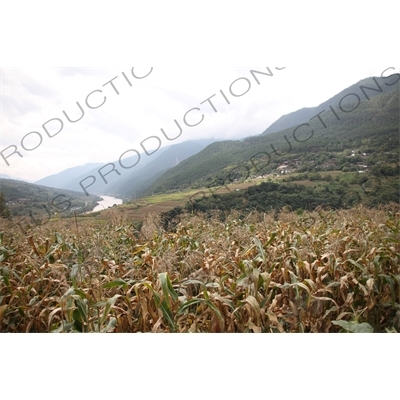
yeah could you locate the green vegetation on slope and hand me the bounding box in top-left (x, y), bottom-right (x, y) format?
top-left (262, 76), bottom-right (399, 135)
top-left (0, 192), bottom-right (10, 218)
top-left (0, 178), bottom-right (101, 223)
top-left (161, 174), bottom-right (399, 230)
top-left (146, 88), bottom-right (399, 195)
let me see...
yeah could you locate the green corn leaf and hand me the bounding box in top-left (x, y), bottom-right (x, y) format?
top-left (332, 320), bottom-right (374, 333)
top-left (70, 265), bottom-right (80, 288)
top-left (61, 287), bottom-right (75, 301)
top-left (73, 288), bottom-right (88, 300)
top-left (203, 288), bottom-right (210, 301)
top-left (103, 278), bottom-right (129, 289)
top-left (159, 272), bottom-right (178, 304)
top-left (379, 274), bottom-right (396, 305)
top-left (101, 295), bottom-right (121, 326)
top-left (101, 317), bottom-right (117, 333)
top-left (347, 259), bottom-right (367, 275)
top-left (74, 297), bottom-right (88, 324)
top-left (177, 298), bottom-right (223, 324)
top-left (153, 291), bottom-right (176, 332)
top-left (177, 299), bottom-right (203, 315)
top-left (254, 237), bottom-right (267, 264)
top-left (52, 321), bottom-right (75, 333)
top-left (160, 300), bottom-right (176, 332)
top-left (266, 232), bottom-right (277, 247)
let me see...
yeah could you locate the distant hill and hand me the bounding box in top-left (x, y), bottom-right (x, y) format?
top-left (58, 148), bottom-right (170, 195)
top-left (262, 76), bottom-right (398, 135)
top-left (0, 178), bottom-right (101, 222)
top-left (109, 139), bottom-right (215, 199)
top-left (35, 163), bottom-right (104, 190)
top-left (145, 76), bottom-right (399, 195)
top-left (143, 140), bottom-right (245, 194)
top-left (35, 139), bottom-right (214, 198)
top-left (0, 173), bottom-right (28, 181)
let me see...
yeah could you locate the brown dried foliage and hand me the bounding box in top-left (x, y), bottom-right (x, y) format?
top-left (0, 204), bottom-right (399, 333)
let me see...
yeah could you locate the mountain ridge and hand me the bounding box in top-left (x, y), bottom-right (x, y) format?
top-left (262, 76), bottom-right (398, 135)
top-left (143, 76), bottom-right (399, 195)
top-left (34, 139), bottom-right (215, 198)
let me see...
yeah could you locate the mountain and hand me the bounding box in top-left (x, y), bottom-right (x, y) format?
top-left (144, 76), bottom-right (399, 195)
top-left (0, 174), bottom-right (12, 180)
top-left (35, 163), bottom-right (104, 189)
top-left (143, 140), bottom-right (245, 194)
top-left (109, 139), bottom-right (215, 199)
top-left (59, 148), bottom-right (170, 195)
top-left (262, 76), bottom-right (399, 135)
top-left (35, 139), bottom-right (214, 198)
top-left (0, 178), bottom-right (101, 222)
top-left (0, 173), bottom-right (29, 182)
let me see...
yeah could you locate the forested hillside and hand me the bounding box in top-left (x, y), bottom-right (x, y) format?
top-left (261, 76), bottom-right (398, 135)
top-left (146, 83), bottom-right (399, 196)
top-left (166, 178), bottom-right (397, 224)
top-left (0, 179), bottom-right (101, 222)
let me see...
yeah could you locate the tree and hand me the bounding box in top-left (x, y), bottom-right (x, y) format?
top-left (0, 192), bottom-right (10, 218)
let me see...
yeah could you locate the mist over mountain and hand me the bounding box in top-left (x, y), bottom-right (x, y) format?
top-left (109, 139), bottom-right (215, 199)
top-left (0, 174), bottom-right (12, 180)
top-left (34, 139), bottom-right (214, 198)
top-left (35, 163), bottom-right (104, 189)
top-left (0, 173), bottom-right (30, 182)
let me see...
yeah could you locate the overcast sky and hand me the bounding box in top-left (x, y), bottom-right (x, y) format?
top-left (0, 67), bottom-right (396, 182)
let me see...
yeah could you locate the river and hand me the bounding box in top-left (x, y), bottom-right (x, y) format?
top-left (90, 195), bottom-right (123, 213)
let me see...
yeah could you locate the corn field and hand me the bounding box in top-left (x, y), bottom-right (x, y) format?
top-left (1, 204), bottom-right (399, 333)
